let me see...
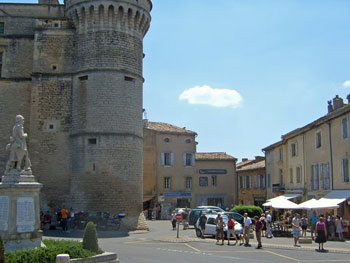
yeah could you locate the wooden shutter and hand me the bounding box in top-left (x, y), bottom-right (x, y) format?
top-left (315, 164), bottom-right (319, 190)
top-left (183, 153), bottom-right (186, 166)
top-left (170, 152), bottom-right (174, 166)
top-left (192, 153), bottom-right (195, 166)
top-left (321, 164), bottom-right (324, 190)
top-left (311, 165), bottom-right (314, 190)
top-left (161, 152), bottom-right (165, 166)
top-left (342, 159), bottom-right (345, 182)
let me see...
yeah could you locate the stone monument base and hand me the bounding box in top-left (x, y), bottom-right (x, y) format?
top-left (0, 169), bottom-right (42, 251)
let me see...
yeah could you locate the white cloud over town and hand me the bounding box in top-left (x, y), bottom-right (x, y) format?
top-left (179, 85), bottom-right (243, 108)
top-left (343, 80), bottom-right (350, 87)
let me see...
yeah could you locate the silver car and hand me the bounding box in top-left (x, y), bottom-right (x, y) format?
top-left (195, 214), bottom-right (243, 238)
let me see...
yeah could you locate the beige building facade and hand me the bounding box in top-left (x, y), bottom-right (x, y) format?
top-left (263, 95), bottom-right (350, 219)
top-left (237, 157), bottom-right (266, 206)
top-left (194, 153), bottom-right (237, 209)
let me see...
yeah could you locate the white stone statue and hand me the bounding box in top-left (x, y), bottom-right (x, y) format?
top-left (5, 115), bottom-right (32, 174)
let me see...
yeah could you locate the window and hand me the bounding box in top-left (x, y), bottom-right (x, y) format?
top-left (289, 168), bottom-right (293, 183)
top-left (199, 177), bottom-right (208, 187)
top-left (164, 138), bottom-right (170, 143)
top-left (79, 75), bottom-right (88, 81)
top-left (49, 124), bottom-right (54, 130)
top-left (279, 169), bottom-right (283, 185)
top-left (239, 176), bottom-right (244, 188)
top-left (260, 174), bottom-right (265, 188)
top-left (291, 143), bottom-right (297, 157)
top-left (207, 218), bottom-right (215, 225)
top-left (316, 132), bottom-right (322, 148)
top-left (183, 153), bottom-right (194, 166)
top-left (254, 175), bottom-right (258, 188)
top-left (320, 163), bottom-right (330, 190)
top-left (342, 118), bottom-right (348, 139)
top-left (342, 159), bottom-right (350, 183)
top-left (185, 139), bottom-right (191, 144)
top-left (279, 148), bottom-right (283, 161)
top-left (161, 152), bottom-right (173, 166)
top-left (164, 177), bottom-right (170, 189)
top-left (245, 176), bottom-right (251, 189)
top-left (212, 176), bottom-right (217, 187)
top-left (52, 65), bottom-right (57, 70)
top-left (88, 138), bottom-right (97, 144)
top-left (267, 174), bottom-right (271, 188)
top-left (296, 166), bottom-right (302, 184)
top-left (186, 177), bottom-right (192, 190)
top-left (0, 22), bottom-right (4, 34)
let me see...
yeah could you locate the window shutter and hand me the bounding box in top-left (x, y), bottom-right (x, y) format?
top-left (326, 163), bottom-right (330, 189)
top-left (192, 153), bottom-right (195, 166)
top-left (183, 153), bottom-right (186, 166)
top-left (161, 152), bottom-right (165, 166)
top-left (311, 165), bottom-right (314, 190)
top-left (342, 159), bottom-right (345, 182)
top-left (315, 164), bottom-right (319, 190)
top-left (170, 152), bottom-right (174, 166)
top-left (321, 164), bottom-right (324, 190)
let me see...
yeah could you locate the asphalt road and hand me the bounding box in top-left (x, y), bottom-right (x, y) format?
top-left (44, 220), bottom-right (350, 263)
top-left (95, 221), bottom-right (350, 263)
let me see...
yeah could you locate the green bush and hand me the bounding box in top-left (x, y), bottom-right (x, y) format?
top-left (82, 221), bottom-right (99, 253)
top-left (5, 240), bottom-right (99, 263)
top-left (0, 236), bottom-right (4, 263)
top-left (230, 205), bottom-right (263, 218)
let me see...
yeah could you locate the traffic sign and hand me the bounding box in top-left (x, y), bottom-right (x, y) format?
top-left (176, 213), bottom-right (182, 221)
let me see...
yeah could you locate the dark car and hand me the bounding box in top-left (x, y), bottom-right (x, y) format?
top-left (189, 208), bottom-right (219, 226)
top-left (223, 212), bottom-right (244, 225)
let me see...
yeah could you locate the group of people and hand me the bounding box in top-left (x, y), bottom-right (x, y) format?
top-left (40, 206), bottom-right (75, 231)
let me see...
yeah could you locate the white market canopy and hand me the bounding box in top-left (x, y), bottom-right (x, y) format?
top-left (263, 194), bottom-right (302, 207)
top-left (264, 198), bottom-right (300, 209)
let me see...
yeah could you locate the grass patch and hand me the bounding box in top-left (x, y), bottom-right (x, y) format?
top-left (5, 240), bottom-right (102, 263)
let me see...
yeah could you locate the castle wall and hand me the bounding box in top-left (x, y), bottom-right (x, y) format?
top-left (0, 80), bottom-right (31, 175)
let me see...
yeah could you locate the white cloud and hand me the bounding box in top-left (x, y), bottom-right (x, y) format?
top-left (343, 81), bottom-right (350, 87)
top-left (179, 85), bottom-right (243, 108)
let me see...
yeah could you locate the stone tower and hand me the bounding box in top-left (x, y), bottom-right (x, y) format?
top-left (65, 0), bottom-right (152, 228)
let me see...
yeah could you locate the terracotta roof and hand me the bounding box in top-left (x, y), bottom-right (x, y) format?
top-left (144, 121), bottom-right (197, 135)
top-left (236, 159), bottom-right (255, 169)
top-left (196, 152), bottom-right (237, 161)
top-left (237, 159), bottom-right (265, 171)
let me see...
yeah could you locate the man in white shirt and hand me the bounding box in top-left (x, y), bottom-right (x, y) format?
top-left (292, 213), bottom-right (301, 247)
top-left (243, 213), bottom-right (252, 246)
top-left (266, 211), bottom-right (273, 238)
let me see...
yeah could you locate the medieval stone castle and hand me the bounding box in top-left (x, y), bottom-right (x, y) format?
top-left (0, 0), bottom-right (152, 229)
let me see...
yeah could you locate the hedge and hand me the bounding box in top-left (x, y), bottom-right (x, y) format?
top-left (230, 205), bottom-right (263, 218)
top-left (82, 222), bottom-right (99, 253)
top-left (5, 240), bottom-right (100, 263)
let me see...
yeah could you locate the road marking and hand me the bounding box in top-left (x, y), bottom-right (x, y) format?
top-left (303, 260), bottom-right (350, 262)
top-left (185, 243), bottom-right (201, 252)
top-left (203, 250), bottom-right (261, 253)
top-left (265, 250), bottom-right (300, 262)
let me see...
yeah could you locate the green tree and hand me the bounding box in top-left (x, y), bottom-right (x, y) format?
top-left (82, 222), bottom-right (99, 253)
top-left (230, 205), bottom-right (263, 218)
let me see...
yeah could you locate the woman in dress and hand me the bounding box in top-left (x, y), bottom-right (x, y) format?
top-left (315, 217), bottom-right (327, 251)
top-left (336, 216), bottom-right (345, 241)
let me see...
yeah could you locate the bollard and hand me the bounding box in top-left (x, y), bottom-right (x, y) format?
top-left (56, 254), bottom-right (70, 263)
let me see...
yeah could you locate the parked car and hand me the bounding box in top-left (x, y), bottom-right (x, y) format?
top-left (196, 206), bottom-right (225, 212)
top-left (189, 208), bottom-right (218, 226)
top-left (195, 214), bottom-right (243, 238)
top-left (223, 212), bottom-right (244, 225)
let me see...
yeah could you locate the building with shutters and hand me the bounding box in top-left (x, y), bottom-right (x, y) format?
top-left (263, 95), bottom-right (350, 219)
top-left (236, 156), bottom-right (266, 207)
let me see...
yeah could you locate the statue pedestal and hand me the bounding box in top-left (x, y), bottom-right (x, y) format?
top-left (0, 170), bottom-right (42, 251)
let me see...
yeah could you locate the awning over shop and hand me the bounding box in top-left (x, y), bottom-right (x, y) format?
top-left (323, 190), bottom-right (350, 201)
top-left (298, 199), bottom-right (318, 209)
top-left (264, 194), bottom-right (302, 206)
top-left (143, 195), bottom-right (155, 203)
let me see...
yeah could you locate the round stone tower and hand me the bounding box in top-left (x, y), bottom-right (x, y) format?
top-left (65, 0), bottom-right (151, 229)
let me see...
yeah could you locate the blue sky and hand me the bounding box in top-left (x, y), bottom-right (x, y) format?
top-left (2, 0), bottom-right (350, 161)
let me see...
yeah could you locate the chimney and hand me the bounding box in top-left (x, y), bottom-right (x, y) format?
top-left (333, 95), bottom-right (344, 110)
top-left (327, 100), bottom-right (333, 114)
top-left (242, 158), bottom-right (248, 162)
top-left (255, 156), bottom-right (265, 161)
top-left (39, 0), bottom-right (59, 4)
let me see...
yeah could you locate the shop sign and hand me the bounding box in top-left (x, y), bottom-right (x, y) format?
top-left (164, 192), bottom-right (192, 198)
top-left (199, 169), bottom-right (227, 174)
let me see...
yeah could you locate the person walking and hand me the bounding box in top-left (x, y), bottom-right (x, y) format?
top-left (243, 213), bottom-right (252, 247)
top-left (310, 211), bottom-right (318, 240)
top-left (301, 214), bottom-right (308, 237)
top-left (328, 215), bottom-right (335, 241)
top-left (227, 215), bottom-right (238, 246)
top-left (215, 214), bottom-right (225, 245)
top-left (336, 216), bottom-right (345, 241)
top-left (260, 213), bottom-right (266, 237)
top-left (60, 206), bottom-right (68, 232)
top-left (254, 216), bottom-right (263, 249)
top-left (292, 213), bottom-right (301, 247)
top-left (266, 211), bottom-right (273, 238)
top-left (315, 216), bottom-right (327, 251)
top-left (171, 211), bottom-right (176, 230)
top-left (198, 212), bottom-right (207, 239)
